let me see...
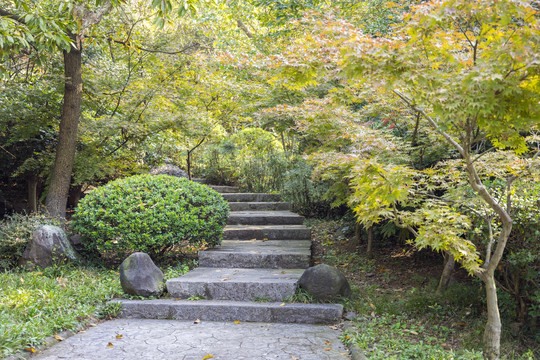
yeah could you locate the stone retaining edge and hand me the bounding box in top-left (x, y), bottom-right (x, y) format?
top-left (343, 321), bottom-right (368, 360)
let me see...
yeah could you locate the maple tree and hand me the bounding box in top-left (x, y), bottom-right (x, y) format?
top-left (254, 1), bottom-right (539, 358)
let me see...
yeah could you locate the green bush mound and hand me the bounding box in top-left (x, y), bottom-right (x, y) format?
top-left (71, 174), bottom-right (229, 258)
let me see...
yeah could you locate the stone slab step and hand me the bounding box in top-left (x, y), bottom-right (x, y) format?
top-left (199, 240), bottom-right (311, 269)
top-left (166, 267), bottom-right (304, 301)
top-left (209, 185), bottom-right (240, 193)
top-left (224, 225), bottom-right (311, 240)
top-left (113, 299), bottom-right (343, 324)
top-left (227, 211), bottom-right (304, 225)
top-left (222, 193), bottom-right (281, 202)
top-left (228, 202), bottom-right (292, 211)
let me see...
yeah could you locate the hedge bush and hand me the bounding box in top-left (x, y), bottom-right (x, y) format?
top-left (71, 175), bottom-right (229, 258)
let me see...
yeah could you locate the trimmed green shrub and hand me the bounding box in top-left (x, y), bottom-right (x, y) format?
top-left (0, 213), bottom-right (63, 270)
top-left (71, 175), bottom-right (229, 258)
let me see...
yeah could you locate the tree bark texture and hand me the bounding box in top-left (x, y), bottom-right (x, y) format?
top-left (45, 46), bottom-right (82, 218)
top-left (483, 273), bottom-right (502, 360)
top-left (26, 175), bottom-right (39, 213)
top-left (437, 253), bottom-right (455, 295)
top-left (367, 226), bottom-right (374, 258)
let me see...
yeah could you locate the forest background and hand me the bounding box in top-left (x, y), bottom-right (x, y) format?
top-left (0, 1), bottom-right (539, 359)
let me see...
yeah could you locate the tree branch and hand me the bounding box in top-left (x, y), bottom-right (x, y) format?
top-left (0, 8), bottom-right (25, 24)
top-left (393, 90), bottom-right (466, 157)
top-left (110, 39), bottom-right (200, 55)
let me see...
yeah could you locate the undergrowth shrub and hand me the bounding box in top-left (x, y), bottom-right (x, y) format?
top-left (71, 175), bottom-right (229, 259)
top-left (281, 161), bottom-right (334, 217)
top-left (196, 128), bottom-right (291, 192)
top-left (0, 213), bottom-right (62, 269)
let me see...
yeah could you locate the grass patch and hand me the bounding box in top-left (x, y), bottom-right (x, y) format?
top-left (307, 219), bottom-right (539, 359)
top-left (0, 265), bottom-right (122, 358)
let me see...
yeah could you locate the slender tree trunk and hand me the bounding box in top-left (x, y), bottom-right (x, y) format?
top-left (367, 226), bottom-right (373, 258)
top-left (26, 175), bottom-right (38, 213)
top-left (483, 273), bottom-right (502, 360)
top-left (355, 222), bottom-right (362, 251)
top-left (45, 45), bottom-right (82, 218)
top-left (187, 149), bottom-right (192, 180)
top-left (437, 253), bottom-right (455, 295)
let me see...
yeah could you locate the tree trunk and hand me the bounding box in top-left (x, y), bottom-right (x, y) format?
top-left (367, 226), bottom-right (374, 258)
top-left (355, 222), bottom-right (362, 250)
top-left (45, 45), bottom-right (82, 218)
top-left (483, 273), bottom-right (502, 360)
top-left (437, 253), bottom-right (455, 295)
top-left (26, 175), bottom-right (39, 213)
top-left (187, 149), bottom-right (192, 180)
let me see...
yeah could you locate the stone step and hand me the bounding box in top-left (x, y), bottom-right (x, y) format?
top-left (221, 193), bottom-right (281, 202)
top-left (199, 240), bottom-right (311, 269)
top-left (224, 225), bottom-right (311, 240)
top-left (191, 178), bottom-right (207, 184)
top-left (209, 185), bottom-right (240, 193)
top-left (228, 202), bottom-right (292, 211)
top-left (113, 299), bottom-right (343, 324)
top-left (227, 211), bottom-right (304, 225)
top-left (166, 267), bottom-right (304, 301)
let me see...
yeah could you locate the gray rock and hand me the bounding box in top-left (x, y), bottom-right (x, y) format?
top-left (149, 164), bottom-right (187, 178)
top-left (119, 252), bottom-right (164, 297)
top-left (298, 264), bottom-right (351, 301)
top-left (20, 225), bottom-right (79, 269)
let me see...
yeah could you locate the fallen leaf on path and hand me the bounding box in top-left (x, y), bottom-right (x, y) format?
top-left (54, 334), bottom-right (64, 341)
top-left (107, 342), bottom-right (114, 347)
top-left (116, 334), bottom-right (123, 339)
top-left (281, 271), bottom-right (286, 274)
top-left (203, 355), bottom-right (213, 359)
top-left (220, 277), bottom-right (230, 281)
top-left (324, 348), bottom-right (332, 351)
top-left (194, 319), bottom-right (201, 324)
top-left (234, 320), bottom-right (241, 324)
top-left (328, 326), bottom-right (338, 330)
top-left (291, 356), bottom-right (297, 360)
top-left (279, 303), bottom-right (285, 306)
top-left (24, 348), bottom-right (36, 353)
top-left (325, 340), bottom-right (331, 345)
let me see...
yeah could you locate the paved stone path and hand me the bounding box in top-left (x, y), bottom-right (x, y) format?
top-left (29, 185), bottom-right (351, 359)
top-left (31, 319), bottom-right (350, 360)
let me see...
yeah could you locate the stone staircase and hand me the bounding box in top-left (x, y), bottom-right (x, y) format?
top-left (114, 185), bottom-right (343, 324)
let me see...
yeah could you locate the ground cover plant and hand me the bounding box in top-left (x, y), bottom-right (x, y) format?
top-left (308, 220), bottom-right (539, 360)
top-left (0, 265), bottom-right (121, 357)
top-left (0, 259), bottom-right (196, 357)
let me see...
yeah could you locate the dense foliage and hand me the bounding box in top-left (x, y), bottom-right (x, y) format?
top-left (71, 175), bottom-right (229, 258)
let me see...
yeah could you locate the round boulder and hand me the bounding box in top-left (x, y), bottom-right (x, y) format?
top-left (298, 264), bottom-right (351, 301)
top-left (119, 252), bottom-right (164, 297)
top-left (20, 225), bottom-right (79, 269)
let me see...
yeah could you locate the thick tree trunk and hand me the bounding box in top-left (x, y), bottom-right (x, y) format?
top-left (483, 273), bottom-right (502, 360)
top-left (437, 253), bottom-right (455, 295)
top-left (45, 46), bottom-right (82, 218)
top-left (26, 175), bottom-right (39, 213)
